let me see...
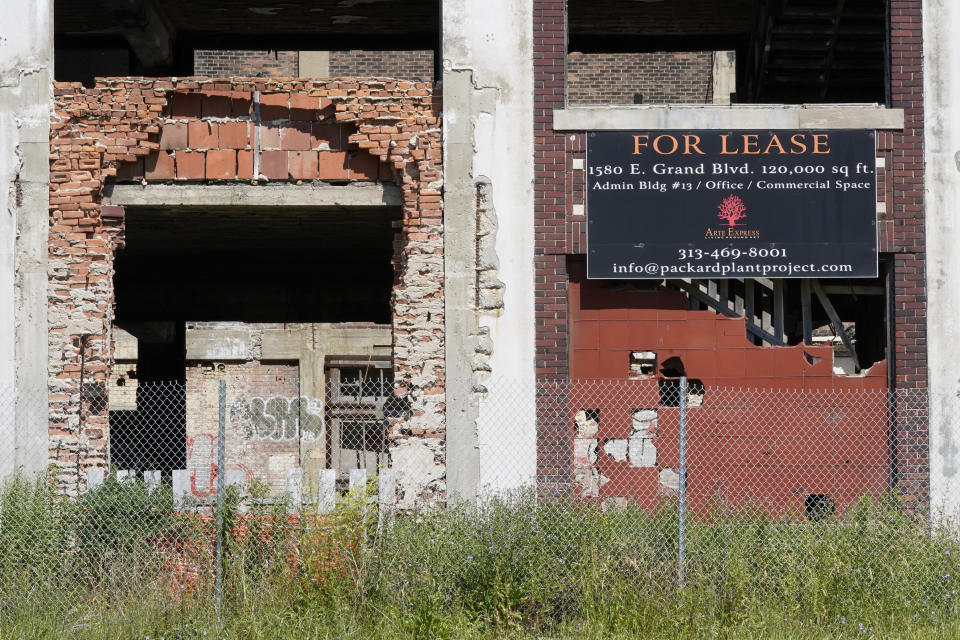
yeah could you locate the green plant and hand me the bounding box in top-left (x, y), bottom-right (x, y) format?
top-left (4, 472), bottom-right (960, 640)
top-left (74, 472), bottom-right (175, 559)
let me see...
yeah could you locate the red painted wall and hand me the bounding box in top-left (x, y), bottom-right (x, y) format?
top-left (568, 265), bottom-right (890, 515)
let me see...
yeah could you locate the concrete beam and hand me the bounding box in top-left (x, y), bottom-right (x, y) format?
top-left (103, 182), bottom-right (403, 208)
top-left (553, 105), bottom-right (905, 131)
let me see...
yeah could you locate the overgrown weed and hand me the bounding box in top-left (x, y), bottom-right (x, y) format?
top-left (1, 473), bottom-right (959, 639)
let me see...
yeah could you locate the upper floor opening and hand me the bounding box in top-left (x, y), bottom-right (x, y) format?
top-left (567, 0), bottom-right (888, 106)
top-left (53, 0), bottom-right (439, 85)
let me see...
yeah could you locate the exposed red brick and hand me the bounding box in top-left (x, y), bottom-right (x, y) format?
top-left (48, 78), bottom-right (444, 497)
top-left (259, 93), bottom-right (289, 120)
top-left (115, 157), bottom-right (144, 181)
top-left (311, 124), bottom-right (341, 149)
top-left (259, 150), bottom-right (289, 180)
top-left (231, 92), bottom-right (253, 117)
top-left (349, 150), bottom-right (379, 180)
top-left (144, 151), bottom-right (175, 180)
top-left (318, 151), bottom-right (349, 180)
top-left (170, 93), bottom-right (202, 119)
top-left (218, 121), bottom-right (250, 149)
top-left (159, 122), bottom-right (188, 150)
top-left (188, 121), bottom-right (217, 148)
top-left (259, 124), bottom-right (281, 150)
top-left (201, 92), bottom-right (232, 118)
top-left (288, 151), bottom-right (319, 180)
top-left (206, 149), bottom-right (237, 180)
top-left (238, 150), bottom-right (254, 180)
top-left (280, 123), bottom-right (312, 151)
top-left (290, 93), bottom-right (320, 112)
top-left (176, 150), bottom-right (206, 180)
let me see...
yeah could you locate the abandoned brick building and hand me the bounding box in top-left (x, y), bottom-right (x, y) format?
top-left (2, 0), bottom-right (957, 516)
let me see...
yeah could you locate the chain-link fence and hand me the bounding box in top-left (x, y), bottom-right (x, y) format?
top-left (1, 378), bottom-right (957, 633)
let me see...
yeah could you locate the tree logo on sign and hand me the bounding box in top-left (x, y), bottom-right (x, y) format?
top-left (717, 194), bottom-right (747, 227)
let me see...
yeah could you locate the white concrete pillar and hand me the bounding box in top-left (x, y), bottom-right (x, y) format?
top-left (925, 0), bottom-right (960, 521)
top-left (442, 0), bottom-right (537, 500)
top-left (0, 0), bottom-right (52, 479)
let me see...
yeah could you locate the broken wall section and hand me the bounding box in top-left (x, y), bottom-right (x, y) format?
top-left (566, 51), bottom-right (715, 105)
top-left (193, 50), bottom-right (434, 82)
top-left (48, 78), bottom-right (444, 502)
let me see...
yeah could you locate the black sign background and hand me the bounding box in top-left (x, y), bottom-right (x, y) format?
top-left (586, 130), bottom-right (878, 279)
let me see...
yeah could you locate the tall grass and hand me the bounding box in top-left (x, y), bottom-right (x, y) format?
top-left (1, 472), bottom-right (959, 639)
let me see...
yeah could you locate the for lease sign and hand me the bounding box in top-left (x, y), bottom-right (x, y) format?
top-left (585, 130), bottom-right (878, 279)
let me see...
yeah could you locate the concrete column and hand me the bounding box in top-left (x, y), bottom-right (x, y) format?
top-left (925, 0), bottom-right (960, 520)
top-left (298, 51), bottom-right (330, 78)
top-left (0, 0), bottom-right (51, 477)
top-left (712, 51), bottom-right (736, 104)
top-left (442, 0), bottom-right (536, 501)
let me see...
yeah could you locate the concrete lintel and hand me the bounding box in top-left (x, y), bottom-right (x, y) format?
top-left (553, 105), bottom-right (906, 131)
top-left (260, 325), bottom-right (391, 360)
top-left (103, 182), bottom-right (403, 208)
top-left (186, 330), bottom-right (256, 361)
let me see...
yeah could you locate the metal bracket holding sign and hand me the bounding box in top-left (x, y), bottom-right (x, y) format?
top-left (585, 130), bottom-right (878, 279)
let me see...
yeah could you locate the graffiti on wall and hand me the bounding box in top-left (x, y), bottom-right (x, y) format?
top-left (185, 431), bottom-right (259, 497)
top-left (230, 396), bottom-right (324, 442)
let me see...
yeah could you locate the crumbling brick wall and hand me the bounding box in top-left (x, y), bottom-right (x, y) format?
top-left (567, 51), bottom-right (713, 105)
top-left (49, 79), bottom-right (444, 504)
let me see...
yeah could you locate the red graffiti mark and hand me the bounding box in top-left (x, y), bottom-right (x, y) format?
top-left (190, 466), bottom-right (219, 498)
top-left (186, 433), bottom-right (218, 497)
top-left (237, 463), bottom-right (257, 482)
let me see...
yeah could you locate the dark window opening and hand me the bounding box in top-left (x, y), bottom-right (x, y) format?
top-left (54, 0), bottom-right (441, 81)
top-left (108, 322), bottom-right (186, 477)
top-left (567, 0), bottom-right (887, 105)
top-left (805, 494), bottom-right (836, 521)
top-left (659, 377), bottom-right (705, 408)
top-left (113, 207), bottom-right (399, 324)
top-left (325, 365), bottom-right (395, 483)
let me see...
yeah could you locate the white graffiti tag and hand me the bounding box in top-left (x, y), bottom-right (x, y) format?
top-left (230, 396), bottom-right (324, 442)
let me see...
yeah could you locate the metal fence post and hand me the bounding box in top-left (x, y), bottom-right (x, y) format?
top-left (678, 375), bottom-right (688, 589)
top-left (214, 379), bottom-right (226, 610)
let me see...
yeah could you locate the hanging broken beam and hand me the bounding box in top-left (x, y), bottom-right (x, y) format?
top-left (673, 280), bottom-right (787, 346)
top-left (811, 279), bottom-right (859, 370)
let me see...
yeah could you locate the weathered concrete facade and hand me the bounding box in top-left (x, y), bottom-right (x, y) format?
top-left (0, 0), bottom-right (51, 478)
top-left (0, 0), bottom-right (945, 517)
top-left (443, 0), bottom-right (537, 500)
top-left (924, 0), bottom-right (960, 519)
